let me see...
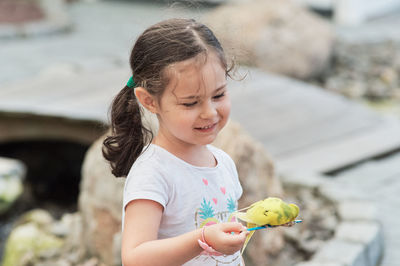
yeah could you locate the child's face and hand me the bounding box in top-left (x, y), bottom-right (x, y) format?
top-left (155, 52), bottom-right (230, 149)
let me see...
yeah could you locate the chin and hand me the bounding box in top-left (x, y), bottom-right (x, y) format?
top-left (203, 135), bottom-right (218, 145)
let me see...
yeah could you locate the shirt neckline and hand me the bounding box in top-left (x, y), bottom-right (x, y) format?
top-left (149, 144), bottom-right (220, 170)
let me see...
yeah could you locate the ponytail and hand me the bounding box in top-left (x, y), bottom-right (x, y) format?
top-left (102, 86), bottom-right (153, 177)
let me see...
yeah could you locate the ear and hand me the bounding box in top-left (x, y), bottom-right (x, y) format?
top-left (134, 87), bottom-right (159, 114)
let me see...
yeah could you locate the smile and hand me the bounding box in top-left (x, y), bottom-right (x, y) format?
top-left (195, 123), bottom-right (217, 131)
top-left (200, 125), bottom-right (213, 129)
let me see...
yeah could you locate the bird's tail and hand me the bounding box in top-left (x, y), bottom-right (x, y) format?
top-left (242, 222), bottom-right (256, 254)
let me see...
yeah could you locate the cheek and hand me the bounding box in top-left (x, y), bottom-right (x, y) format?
top-left (219, 98), bottom-right (231, 118)
top-left (173, 110), bottom-right (197, 127)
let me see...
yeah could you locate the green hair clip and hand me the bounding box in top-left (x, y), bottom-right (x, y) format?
top-left (127, 76), bottom-right (136, 88)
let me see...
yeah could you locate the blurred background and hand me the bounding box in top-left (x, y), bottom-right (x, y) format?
top-left (1, 0), bottom-right (400, 265)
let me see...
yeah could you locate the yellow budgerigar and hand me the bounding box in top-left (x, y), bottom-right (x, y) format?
top-left (234, 197), bottom-right (300, 253)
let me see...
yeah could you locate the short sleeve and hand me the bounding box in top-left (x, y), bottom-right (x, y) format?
top-left (123, 161), bottom-right (170, 211)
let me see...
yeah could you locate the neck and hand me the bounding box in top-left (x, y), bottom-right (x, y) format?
top-left (153, 134), bottom-right (216, 167)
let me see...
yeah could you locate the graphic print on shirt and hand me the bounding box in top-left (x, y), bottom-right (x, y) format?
top-left (193, 178), bottom-right (241, 265)
top-left (198, 198), bottom-right (219, 228)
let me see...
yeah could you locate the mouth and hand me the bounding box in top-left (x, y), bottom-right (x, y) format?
top-left (194, 123), bottom-right (217, 132)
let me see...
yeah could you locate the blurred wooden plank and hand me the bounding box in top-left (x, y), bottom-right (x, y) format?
top-left (0, 68), bottom-right (128, 121)
top-left (1, 67), bottom-right (399, 174)
top-left (276, 118), bottom-right (400, 173)
top-left (229, 69), bottom-right (383, 153)
top-left (228, 68), bottom-right (400, 173)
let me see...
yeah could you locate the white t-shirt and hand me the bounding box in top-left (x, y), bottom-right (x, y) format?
top-left (123, 144), bottom-right (244, 266)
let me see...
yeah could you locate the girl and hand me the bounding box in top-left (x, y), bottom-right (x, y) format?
top-left (103, 18), bottom-right (248, 266)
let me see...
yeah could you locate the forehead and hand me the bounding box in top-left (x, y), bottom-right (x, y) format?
top-left (165, 52), bottom-right (226, 96)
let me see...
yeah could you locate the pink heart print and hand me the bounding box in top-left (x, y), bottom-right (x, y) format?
top-left (202, 178), bottom-right (208, 185)
top-left (212, 198), bottom-right (218, 205)
top-left (220, 187), bottom-right (226, 195)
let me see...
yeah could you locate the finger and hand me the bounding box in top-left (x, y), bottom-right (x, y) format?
top-left (221, 222), bottom-right (244, 233)
top-left (229, 226), bottom-right (248, 235)
top-left (227, 230), bottom-right (248, 245)
top-left (240, 229), bottom-right (249, 237)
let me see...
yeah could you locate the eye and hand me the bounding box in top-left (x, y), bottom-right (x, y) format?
top-left (182, 101), bottom-right (197, 107)
top-left (213, 92), bottom-right (225, 100)
top-left (264, 210), bottom-right (269, 216)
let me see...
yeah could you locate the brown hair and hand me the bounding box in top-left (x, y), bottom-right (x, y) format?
top-left (102, 18), bottom-right (232, 177)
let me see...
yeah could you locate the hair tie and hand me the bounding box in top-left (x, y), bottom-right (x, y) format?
top-left (127, 76), bottom-right (136, 88)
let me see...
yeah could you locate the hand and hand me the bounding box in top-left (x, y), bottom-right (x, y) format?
top-left (203, 222), bottom-right (249, 255)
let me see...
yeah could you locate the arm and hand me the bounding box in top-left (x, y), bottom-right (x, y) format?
top-left (122, 199), bottom-right (248, 266)
top-left (122, 199), bottom-right (202, 266)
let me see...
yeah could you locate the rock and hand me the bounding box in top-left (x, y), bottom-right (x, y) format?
top-left (79, 135), bottom-right (125, 266)
top-left (0, 157), bottom-right (25, 215)
top-left (280, 171), bottom-right (328, 190)
top-left (299, 238), bottom-right (325, 254)
top-left (0, 0), bottom-right (44, 24)
top-left (204, 0), bottom-right (334, 80)
top-left (335, 222), bottom-right (383, 266)
top-left (50, 214), bottom-right (73, 238)
top-left (312, 239), bottom-right (367, 266)
top-left (213, 120), bottom-right (283, 206)
top-left (214, 120), bottom-right (285, 262)
top-left (337, 200), bottom-right (378, 221)
top-left (319, 214), bottom-right (338, 232)
top-left (60, 212), bottom-right (86, 263)
top-left (2, 223), bottom-right (64, 266)
top-left (79, 257), bottom-right (107, 266)
top-left (78, 119), bottom-right (282, 265)
top-left (296, 262), bottom-right (345, 266)
top-left (2, 210), bottom-right (87, 266)
top-left (15, 209), bottom-right (54, 228)
top-left (0, 0), bottom-right (71, 39)
top-left (112, 232), bottom-right (122, 266)
top-left (319, 41), bottom-right (400, 101)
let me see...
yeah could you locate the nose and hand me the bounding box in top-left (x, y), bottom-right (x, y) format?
top-left (200, 100), bottom-right (217, 119)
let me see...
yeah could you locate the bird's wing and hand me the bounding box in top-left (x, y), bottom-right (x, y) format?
top-left (234, 212), bottom-right (254, 223)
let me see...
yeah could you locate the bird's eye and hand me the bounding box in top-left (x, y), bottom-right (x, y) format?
top-left (264, 210), bottom-right (269, 216)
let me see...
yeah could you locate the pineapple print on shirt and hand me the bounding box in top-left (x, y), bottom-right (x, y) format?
top-left (196, 196), bottom-right (238, 227)
top-left (193, 178), bottom-right (241, 265)
top-left (195, 178), bottom-right (238, 227)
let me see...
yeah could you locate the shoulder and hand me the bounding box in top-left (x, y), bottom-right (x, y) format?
top-left (209, 145), bottom-right (243, 199)
top-left (208, 145), bottom-right (231, 160)
top-left (208, 145), bottom-right (236, 169)
top-left (125, 145), bottom-right (171, 187)
top-left (123, 145), bottom-right (174, 209)
top-left (209, 145), bottom-right (239, 180)
top-left (128, 144), bottom-right (171, 173)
